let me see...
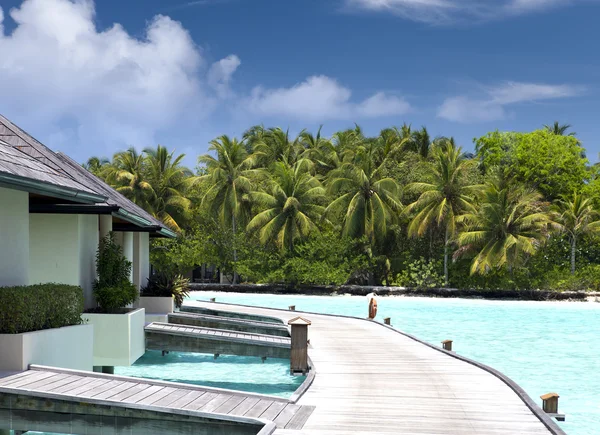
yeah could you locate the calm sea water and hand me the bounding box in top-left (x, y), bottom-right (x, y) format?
top-left (189, 291), bottom-right (600, 435)
top-left (116, 350), bottom-right (303, 398)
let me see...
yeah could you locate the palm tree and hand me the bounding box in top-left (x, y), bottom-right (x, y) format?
top-left (405, 141), bottom-right (479, 285)
top-left (251, 127), bottom-right (301, 167)
top-left (411, 127), bottom-right (432, 159)
top-left (198, 135), bottom-right (256, 282)
top-left (544, 121), bottom-right (577, 137)
top-left (247, 161), bottom-right (326, 253)
top-left (144, 145), bottom-right (195, 231)
top-left (456, 180), bottom-right (550, 275)
top-left (103, 148), bottom-right (154, 211)
top-left (552, 193), bottom-right (600, 274)
top-left (83, 156), bottom-right (109, 175)
top-left (325, 152), bottom-right (402, 248)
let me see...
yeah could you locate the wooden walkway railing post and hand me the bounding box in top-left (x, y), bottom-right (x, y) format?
top-left (288, 316), bottom-right (311, 375)
top-left (540, 393), bottom-right (565, 421)
top-left (441, 340), bottom-right (453, 351)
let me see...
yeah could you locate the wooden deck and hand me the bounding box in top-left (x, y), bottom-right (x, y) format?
top-left (186, 300), bottom-right (565, 435)
top-left (168, 311), bottom-right (291, 336)
top-left (145, 322), bottom-right (291, 359)
top-left (0, 365), bottom-right (314, 434)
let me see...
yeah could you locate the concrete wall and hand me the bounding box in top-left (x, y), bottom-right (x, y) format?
top-left (114, 231), bottom-right (134, 283)
top-left (29, 214), bottom-right (80, 287)
top-left (78, 215), bottom-right (99, 309)
top-left (82, 308), bottom-right (145, 367)
top-left (29, 214), bottom-right (100, 308)
top-left (0, 324), bottom-right (94, 371)
top-left (138, 296), bottom-right (174, 314)
top-left (133, 232), bottom-right (150, 290)
top-left (0, 187), bottom-right (29, 286)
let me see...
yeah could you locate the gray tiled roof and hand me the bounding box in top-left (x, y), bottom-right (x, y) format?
top-left (0, 114), bottom-right (171, 234)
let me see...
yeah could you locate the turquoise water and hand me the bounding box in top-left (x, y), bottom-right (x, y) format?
top-left (190, 291), bottom-right (600, 435)
top-left (115, 350), bottom-right (304, 398)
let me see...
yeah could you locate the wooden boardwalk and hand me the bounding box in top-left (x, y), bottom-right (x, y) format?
top-left (145, 322), bottom-right (291, 359)
top-left (0, 365), bottom-right (314, 434)
top-left (168, 311), bottom-right (290, 336)
top-left (186, 300), bottom-right (565, 435)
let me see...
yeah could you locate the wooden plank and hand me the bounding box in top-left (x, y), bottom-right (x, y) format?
top-left (285, 406), bottom-right (315, 430)
top-left (260, 401), bottom-right (287, 421)
top-left (183, 392), bottom-right (218, 410)
top-left (273, 404), bottom-right (300, 428)
top-left (137, 386), bottom-right (178, 405)
top-left (93, 381), bottom-right (137, 400)
top-left (3, 371), bottom-right (57, 388)
top-left (199, 394), bottom-right (233, 412)
top-left (126, 385), bottom-right (164, 403)
top-left (79, 380), bottom-right (124, 398)
top-left (244, 399), bottom-right (274, 418)
top-left (230, 397), bottom-right (260, 415)
top-left (166, 390), bottom-right (206, 408)
top-left (150, 388), bottom-right (191, 407)
top-left (214, 395), bottom-right (245, 414)
top-left (104, 383), bottom-right (149, 401)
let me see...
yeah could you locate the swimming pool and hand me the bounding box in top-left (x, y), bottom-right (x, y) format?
top-left (115, 350), bottom-right (304, 398)
top-left (189, 291), bottom-right (600, 435)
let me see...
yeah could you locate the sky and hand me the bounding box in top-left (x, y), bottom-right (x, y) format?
top-left (0, 0), bottom-right (598, 168)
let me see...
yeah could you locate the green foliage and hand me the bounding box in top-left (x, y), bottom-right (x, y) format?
top-left (141, 271), bottom-right (190, 307)
top-left (541, 265), bottom-right (600, 291)
top-left (393, 258), bottom-right (444, 289)
top-left (474, 130), bottom-right (588, 200)
top-left (0, 284), bottom-right (83, 334)
top-left (93, 233), bottom-right (138, 312)
top-left (88, 121), bottom-right (600, 292)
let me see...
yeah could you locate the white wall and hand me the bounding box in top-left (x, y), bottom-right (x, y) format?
top-left (78, 215), bottom-right (99, 309)
top-left (29, 214), bottom-right (80, 287)
top-left (114, 231), bottom-right (134, 283)
top-left (0, 324), bottom-right (94, 371)
top-left (133, 232), bottom-right (150, 290)
top-left (30, 214), bottom-right (99, 308)
top-left (0, 187), bottom-right (29, 286)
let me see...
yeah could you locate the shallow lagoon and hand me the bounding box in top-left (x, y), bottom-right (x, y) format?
top-left (190, 291), bottom-right (600, 435)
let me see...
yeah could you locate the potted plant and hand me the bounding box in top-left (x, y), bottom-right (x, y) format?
top-left (0, 284), bottom-right (93, 371)
top-left (83, 233), bottom-right (145, 367)
top-left (139, 270), bottom-right (190, 313)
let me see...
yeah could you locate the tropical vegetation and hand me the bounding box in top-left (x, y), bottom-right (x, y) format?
top-left (85, 121), bottom-right (600, 291)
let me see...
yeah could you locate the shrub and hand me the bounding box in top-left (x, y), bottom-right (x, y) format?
top-left (394, 258), bottom-right (444, 289)
top-left (141, 271), bottom-right (190, 308)
top-left (543, 265), bottom-right (600, 292)
top-left (0, 284), bottom-right (83, 334)
top-left (93, 232), bottom-right (138, 312)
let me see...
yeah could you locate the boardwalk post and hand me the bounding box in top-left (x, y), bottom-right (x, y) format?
top-left (288, 316), bottom-right (311, 374)
top-left (289, 305), bottom-right (296, 311)
top-left (441, 340), bottom-right (453, 351)
top-left (540, 393), bottom-right (565, 420)
top-left (384, 317), bottom-right (391, 325)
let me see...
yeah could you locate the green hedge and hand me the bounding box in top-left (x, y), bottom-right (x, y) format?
top-left (0, 284), bottom-right (84, 334)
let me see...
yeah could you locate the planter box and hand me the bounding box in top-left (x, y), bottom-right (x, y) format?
top-left (82, 308), bottom-right (145, 367)
top-left (138, 296), bottom-right (174, 314)
top-left (0, 324), bottom-right (93, 372)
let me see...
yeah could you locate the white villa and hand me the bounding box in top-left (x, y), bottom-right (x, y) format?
top-left (0, 114), bottom-right (175, 305)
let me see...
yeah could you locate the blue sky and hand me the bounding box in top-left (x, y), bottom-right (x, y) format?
top-left (0, 0), bottom-right (598, 167)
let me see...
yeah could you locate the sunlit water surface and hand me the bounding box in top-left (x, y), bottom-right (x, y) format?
top-left (188, 291), bottom-right (600, 435)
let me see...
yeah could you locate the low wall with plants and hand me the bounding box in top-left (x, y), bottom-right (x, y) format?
top-left (0, 283), bottom-right (83, 334)
top-left (188, 283), bottom-right (598, 301)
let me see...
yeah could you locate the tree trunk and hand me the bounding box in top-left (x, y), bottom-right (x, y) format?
top-left (232, 214), bottom-right (238, 284)
top-left (443, 227), bottom-right (449, 287)
top-left (571, 237), bottom-right (576, 275)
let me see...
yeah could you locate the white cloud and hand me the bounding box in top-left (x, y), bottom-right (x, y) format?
top-left (244, 76), bottom-right (410, 121)
top-left (0, 0), bottom-right (237, 158)
top-left (345, 0), bottom-right (576, 23)
top-left (208, 55), bottom-right (241, 98)
top-left (437, 81), bottom-right (582, 123)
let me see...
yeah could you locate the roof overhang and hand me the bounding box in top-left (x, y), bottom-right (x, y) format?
top-left (30, 204), bottom-right (120, 214)
top-left (0, 172), bottom-right (107, 204)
